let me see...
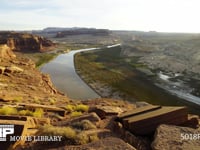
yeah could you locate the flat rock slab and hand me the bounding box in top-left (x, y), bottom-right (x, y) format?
top-left (118, 105), bottom-right (188, 135)
top-left (152, 124), bottom-right (200, 150)
top-left (118, 105), bottom-right (161, 120)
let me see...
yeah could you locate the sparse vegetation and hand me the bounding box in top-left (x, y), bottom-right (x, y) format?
top-left (65, 104), bottom-right (89, 118)
top-left (89, 134), bottom-right (99, 142)
top-left (38, 124), bottom-right (99, 145)
top-left (0, 106), bottom-right (18, 115)
top-left (71, 120), bottom-right (96, 130)
top-left (13, 96), bottom-right (23, 102)
top-left (32, 108), bottom-right (44, 118)
top-left (75, 132), bottom-right (99, 144)
top-left (33, 97), bottom-right (41, 104)
top-left (66, 104), bottom-right (89, 112)
top-left (74, 104), bottom-right (89, 112)
top-left (74, 46), bottom-right (188, 107)
top-left (39, 125), bottom-right (76, 139)
top-left (23, 52), bottom-right (58, 68)
top-left (70, 111), bottom-right (83, 118)
top-left (75, 132), bottom-right (89, 144)
top-left (35, 53), bottom-right (57, 68)
top-left (49, 98), bottom-right (56, 105)
top-left (18, 109), bottom-right (33, 116)
top-left (65, 104), bottom-right (75, 112)
top-left (0, 105), bottom-right (44, 117)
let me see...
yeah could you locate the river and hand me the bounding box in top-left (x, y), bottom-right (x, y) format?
top-left (40, 44), bottom-right (120, 100)
top-left (156, 71), bottom-right (200, 106)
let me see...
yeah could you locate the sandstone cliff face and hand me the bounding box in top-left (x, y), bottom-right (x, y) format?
top-left (0, 44), bottom-right (16, 59)
top-left (0, 44), bottom-right (69, 105)
top-left (0, 31), bottom-right (54, 52)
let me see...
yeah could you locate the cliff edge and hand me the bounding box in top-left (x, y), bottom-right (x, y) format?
top-left (0, 31), bottom-right (55, 52)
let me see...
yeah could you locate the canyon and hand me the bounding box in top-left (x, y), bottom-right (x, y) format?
top-left (0, 31), bottom-right (200, 150)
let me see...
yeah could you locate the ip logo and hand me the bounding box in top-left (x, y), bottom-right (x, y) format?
top-left (0, 125), bottom-right (14, 141)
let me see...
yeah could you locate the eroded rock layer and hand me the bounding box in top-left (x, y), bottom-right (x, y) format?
top-left (0, 31), bottom-right (54, 52)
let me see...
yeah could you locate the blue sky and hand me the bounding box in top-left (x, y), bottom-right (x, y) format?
top-left (1, 0), bottom-right (200, 32)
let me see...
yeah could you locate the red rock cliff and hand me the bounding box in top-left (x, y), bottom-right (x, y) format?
top-left (0, 31), bottom-right (54, 52)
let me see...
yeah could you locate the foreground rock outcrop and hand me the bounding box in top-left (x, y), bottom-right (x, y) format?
top-left (0, 42), bottom-right (68, 105)
top-left (0, 44), bottom-right (16, 59)
top-left (49, 137), bottom-right (137, 150)
top-left (152, 124), bottom-right (200, 150)
top-left (0, 31), bottom-right (54, 52)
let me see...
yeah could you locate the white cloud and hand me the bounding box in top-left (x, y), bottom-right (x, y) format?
top-left (1, 0), bottom-right (200, 32)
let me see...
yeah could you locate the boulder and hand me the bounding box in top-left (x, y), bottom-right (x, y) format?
top-left (152, 124), bottom-right (200, 150)
top-left (113, 122), bottom-right (151, 150)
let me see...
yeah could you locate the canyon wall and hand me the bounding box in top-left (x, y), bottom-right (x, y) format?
top-left (0, 31), bottom-right (54, 52)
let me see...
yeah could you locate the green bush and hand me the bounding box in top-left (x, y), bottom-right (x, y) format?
top-left (19, 110), bottom-right (33, 116)
top-left (32, 108), bottom-right (44, 118)
top-left (89, 134), bottom-right (99, 142)
top-left (75, 132), bottom-right (89, 144)
top-left (70, 111), bottom-right (82, 118)
top-left (74, 104), bottom-right (89, 112)
top-left (0, 106), bottom-right (18, 115)
top-left (39, 125), bottom-right (99, 145)
top-left (49, 98), bottom-right (56, 105)
top-left (65, 104), bottom-right (75, 112)
top-left (72, 120), bottom-right (96, 130)
top-left (66, 104), bottom-right (89, 113)
top-left (39, 125), bottom-right (76, 139)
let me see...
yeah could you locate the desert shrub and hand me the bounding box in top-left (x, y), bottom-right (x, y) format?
top-left (32, 108), bottom-right (44, 118)
top-left (39, 125), bottom-right (98, 145)
top-left (0, 106), bottom-right (18, 115)
top-left (49, 98), bottom-right (56, 105)
top-left (75, 132), bottom-right (89, 144)
top-left (65, 104), bottom-right (89, 113)
top-left (74, 104), bottom-right (89, 112)
top-left (89, 134), bottom-right (99, 142)
top-left (33, 97), bottom-right (41, 104)
top-left (71, 120), bottom-right (96, 130)
top-left (39, 125), bottom-right (76, 139)
top-left (13, 96), bottom-right (23, 102)
top-left (70, 111), bottom-right (82, 118)
top-left (65, 104), bottom-right (75, 112)
top-left (18, 110), bottom-right (33, 116)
